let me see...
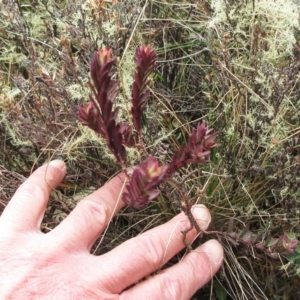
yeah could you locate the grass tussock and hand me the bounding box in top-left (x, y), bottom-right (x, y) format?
top-left (1, 0), bottom-right (300, 299)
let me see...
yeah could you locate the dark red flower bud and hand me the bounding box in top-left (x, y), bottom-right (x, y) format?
top-left (122, 156), bottom-right (168, 209)
top-left (168, 122), bottom-right (217, 175)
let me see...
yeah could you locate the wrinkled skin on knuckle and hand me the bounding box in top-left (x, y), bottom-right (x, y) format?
top-left (17, 183), bottom-right (45, 204)
top-left (134, 234), bottom-right (165, 269)
top-left (157, 272), bottom-right (183, 300)
top-left (79, 196), bottom-right (108, 215)
top-left (77, 198), bottom-right (109, 227)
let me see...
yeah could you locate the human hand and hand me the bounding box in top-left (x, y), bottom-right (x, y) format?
top-left (0, 160), bottom-right (223, 299)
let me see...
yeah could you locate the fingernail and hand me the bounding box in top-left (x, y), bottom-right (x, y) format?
top-left (49, 160), bottom-right (66, 170)
top-left (201, 240), bottom-right (224, 266)
top-left (191, 204), bottom-right (211, 229)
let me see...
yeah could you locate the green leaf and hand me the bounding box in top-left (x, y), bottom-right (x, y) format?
top-left (214, 281), bottom-right (227, 300)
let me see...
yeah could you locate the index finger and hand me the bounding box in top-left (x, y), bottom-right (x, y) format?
top-left (0, 160), bottom-right (66, 233)
top-left (49, 172), bottom-right (128, 251)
